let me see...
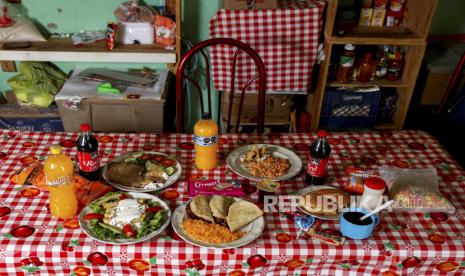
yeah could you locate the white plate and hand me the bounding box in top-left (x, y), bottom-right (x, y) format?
top-left (226, 144), bottom-right (302, 181)
top-left (171, 198), bottom-right (265, 249)
top-left (297, 185), bottom-right (343, 220)
top-left (79, 192), bottom-right (171, 245)
top-left (102, 151), bottom-right (182, 192)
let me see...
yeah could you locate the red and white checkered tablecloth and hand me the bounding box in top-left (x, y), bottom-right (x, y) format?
top-left (209, 1), bottom-right (325, 93)
top-left (1, 129), bottom-right (465, 275)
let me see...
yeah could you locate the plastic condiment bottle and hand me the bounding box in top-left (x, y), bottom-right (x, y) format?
top-left (44, 145), bottom-right (78, 219)
top-left (360, 177), bottom-right (386, 210)
top-left (336, 44), bottom-right (356, 83)
top-left (357, 52), bottom-right (374, 82)
top-left (194, 112), bottom-right (218, 170)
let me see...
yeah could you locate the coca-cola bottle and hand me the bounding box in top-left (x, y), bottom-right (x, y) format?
top-left (77, 123), bottom-right (101, 181)
top-left (306, 130), bottom-right (331, 185)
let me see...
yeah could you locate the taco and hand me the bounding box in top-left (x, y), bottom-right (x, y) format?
top-left (187, 195), bottom-right (214, 223)
top-left (227, 201), bottom-right (263, 232)
top-left (209, 195), bottom-right (234, 224)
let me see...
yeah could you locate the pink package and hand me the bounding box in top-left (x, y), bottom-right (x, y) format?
top-left (188, 180), bottom-right (245, 197)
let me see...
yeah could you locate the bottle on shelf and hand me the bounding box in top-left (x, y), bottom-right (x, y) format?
top-left (375, 45), bottom-right (389, 79)
top-left (77, 123), bottom-right (101, 181)
top-left (357, 52), bottom-right (374, 82)
top-left (306, 130), bottom-right (331, 186)
top-left (336, 44), bottom-right (356, 84)
top-left (194, 112), bottom-right (218, 170)
top-left (386, 51), bottom-right (403, 81)
top-left (44, 145), bottom-right (78, 219)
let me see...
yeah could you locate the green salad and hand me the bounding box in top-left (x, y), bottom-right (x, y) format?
top-left (84, 191), bottom-right (168, 241)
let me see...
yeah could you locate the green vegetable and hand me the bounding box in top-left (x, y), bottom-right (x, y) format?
top-left (137, 209), bottom-right (166, 239)
top-left (88, 219), bottom-right (123, 240)
top-left (165, 166), bottom-right (175, 176)
top-left (89, 192), bottom-right (123, 213)
top-left (98, 222), bottom-right (123, 235)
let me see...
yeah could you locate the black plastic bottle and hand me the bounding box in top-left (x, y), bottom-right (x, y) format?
top-left (306, 130), bottom-right (331, 185)
top-left (77, 123), bottom-right (101, 181)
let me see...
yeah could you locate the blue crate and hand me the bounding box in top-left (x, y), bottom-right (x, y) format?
top-left (319, 89), bottom-right (382, 129)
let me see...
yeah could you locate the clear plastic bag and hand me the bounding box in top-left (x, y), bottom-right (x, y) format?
top-left (114, 0), bottom-right (155, 23)
top-left (0, 0), bottom-right (45, 42)
top-left (379, 167), bottom-right (456, 214)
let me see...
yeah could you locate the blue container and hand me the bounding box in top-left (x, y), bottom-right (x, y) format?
top-left (0, 117), bottom-right (64, 132)
top-left (319, 89), bottom-right (382, 129)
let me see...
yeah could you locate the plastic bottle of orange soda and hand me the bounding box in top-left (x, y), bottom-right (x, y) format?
top-left (44, 145), bottom-right (78, 219)
top-left (194, 113), bottom-right (218, 170)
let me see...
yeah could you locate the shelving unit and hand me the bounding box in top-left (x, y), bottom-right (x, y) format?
top-left (310, 0), bottom-right (437, 130)
top-left (0, 0), bottom-right (181, 68)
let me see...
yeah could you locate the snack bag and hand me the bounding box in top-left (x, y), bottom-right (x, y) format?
top-left (154, 14), bottom-right (175, 49)
top-left (379, 167), bottom-right (456, 214)
top-left (10, 163), bottom-right (44, 187)
top-left (344, 166), bottom-right (376, 194)
top-left (10, 164), bottom-right (113, 205)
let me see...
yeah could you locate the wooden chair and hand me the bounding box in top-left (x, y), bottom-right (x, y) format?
top-left (176, 38), bottom-right (266, 133)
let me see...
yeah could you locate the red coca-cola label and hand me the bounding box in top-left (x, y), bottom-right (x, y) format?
top-left (307, 157), bottom-right (328, 177)
top-left (78, 151), bottom-right (99, 172)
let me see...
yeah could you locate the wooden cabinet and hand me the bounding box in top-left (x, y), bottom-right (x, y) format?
top-left (311, 0), bottom-right (437, 130)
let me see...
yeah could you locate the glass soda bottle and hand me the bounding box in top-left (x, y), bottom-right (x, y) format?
top-left (44, 145), bottom-right (78, 219)
top-left (306, 130), bottom-right (331, 186)
top-left (194, 112), bottom-right (218, 170)
top-left (77, 123), bottom-right (101, 181)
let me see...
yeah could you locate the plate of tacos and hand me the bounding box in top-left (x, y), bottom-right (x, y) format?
top-left (171, 195), bottom-right (264, 248)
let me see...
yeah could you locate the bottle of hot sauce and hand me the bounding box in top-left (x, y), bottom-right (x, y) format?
top-left (194, 113), bottom-right (218, 170)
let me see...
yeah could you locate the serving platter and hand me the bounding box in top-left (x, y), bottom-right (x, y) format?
top-left (102, 151), bottom-right (182, 192)
top-left (171, 198), bottom-right (265, 249)
top-left (226, 144), bottom-right (302, 181)
top-left (79, 192), bottom-right (171, 245)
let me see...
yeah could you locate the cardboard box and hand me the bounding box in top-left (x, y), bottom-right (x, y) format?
top-left (56, 68), bottom-right (170, 133)
top-left (223, 0), bottom-right (278, 10)
top-left (0, 91), bottom-right (64, 132)
top-left (221, 91), bottom-right (292, 125)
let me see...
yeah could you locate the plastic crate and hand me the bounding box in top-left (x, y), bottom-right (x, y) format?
top-left (319, 89), bottom-right (382, 129)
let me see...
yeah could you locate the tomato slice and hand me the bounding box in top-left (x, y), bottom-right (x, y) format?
top-left (139, 154), bottom-right (152, 161)
top-left (122, 224), bottom-right (135, 238)
top-left (83, 213), bottom-right (104, 220)
top-left (160, 158), bottom-right (176, 167)
top-left (146, 206), bottom-right (163, 213)
top-left (153, 155), bottom-right (164, 162)
top-left (119, 194), bottom-right (129, 200)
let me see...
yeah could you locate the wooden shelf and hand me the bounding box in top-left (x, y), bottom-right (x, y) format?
top-left (330, 26), bottom-right (424, 45)
top-left (0, 38), bottom-right (177, 63)
top-left (326, 79), bottom-right (408, 88)
top-left (310, 0), bottom-right (437, 131)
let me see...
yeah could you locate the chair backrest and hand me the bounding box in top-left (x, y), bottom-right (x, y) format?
top-left (176, 38), bottom-right (266, 133)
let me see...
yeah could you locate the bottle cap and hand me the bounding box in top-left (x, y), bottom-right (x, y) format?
top-left (365, 177), bottom-right (386, 190)
top-left (317, 130), bottom-right (328, 138)
top-left (201, 112), bottom-right (211, 120)
top-left (50, 145), bottom-right (62, 155)
top-left (344, 44), bottom-right (355, 51)
top-left (80, 123), bottom-right (91, 132)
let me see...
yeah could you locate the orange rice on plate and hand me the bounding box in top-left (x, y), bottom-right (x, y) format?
top-left (182, 219), bottom-right (245, 244)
